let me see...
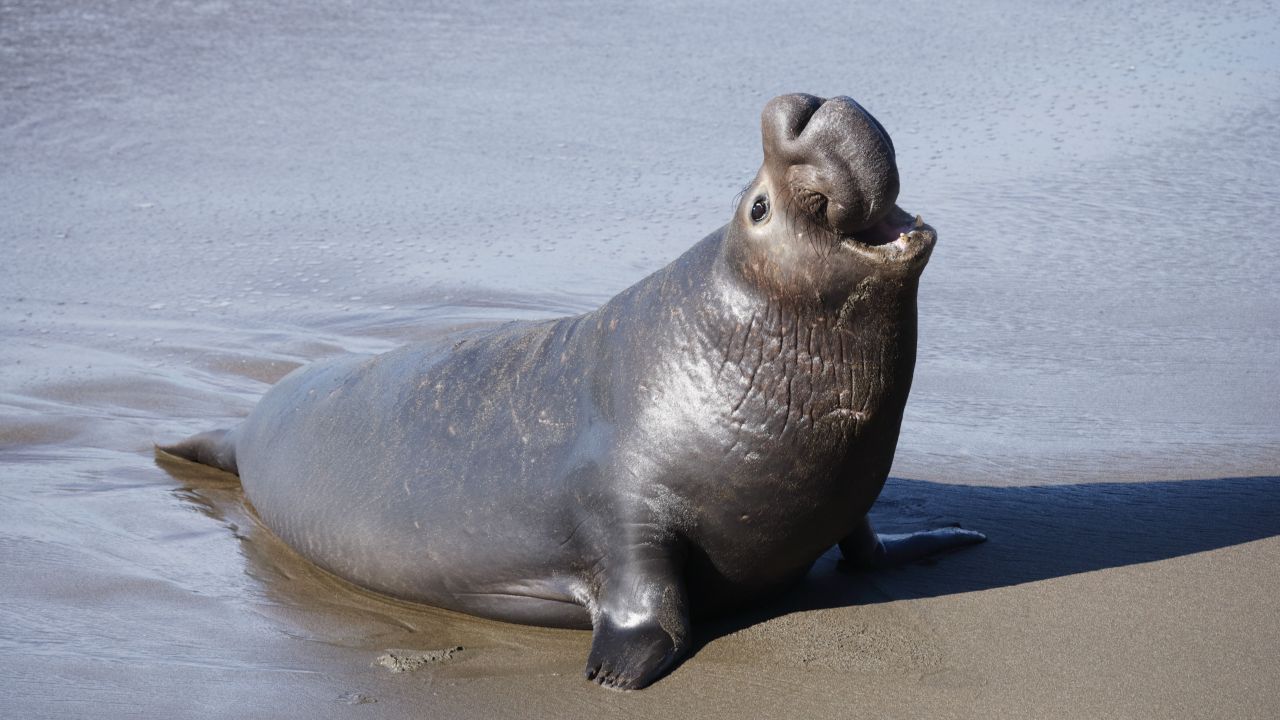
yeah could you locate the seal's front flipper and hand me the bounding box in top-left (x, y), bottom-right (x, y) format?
top-left (156, 428), bottom-right (239, 475)
top-left (839, 515), bottom-right (985, 570)
top-left (586, 609), bottom-right (684, 691)
top-left (584, 548), bottom-right (690, 690)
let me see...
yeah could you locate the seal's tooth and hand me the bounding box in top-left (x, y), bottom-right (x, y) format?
top-left (914, 214), bottom-right (924, 228)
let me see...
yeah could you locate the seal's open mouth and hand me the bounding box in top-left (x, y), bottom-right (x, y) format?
top-left (840, 205), bottom-right (936, 266)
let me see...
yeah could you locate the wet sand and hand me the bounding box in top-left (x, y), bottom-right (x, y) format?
top-left (3, 0), bottom-right (1279, 717)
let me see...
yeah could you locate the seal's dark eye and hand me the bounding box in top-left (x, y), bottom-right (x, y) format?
top-left (750, 196), bottom-right (768, 223)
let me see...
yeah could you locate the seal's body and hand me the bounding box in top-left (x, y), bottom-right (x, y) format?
top-left (164, 94), bottom-right (983, 690)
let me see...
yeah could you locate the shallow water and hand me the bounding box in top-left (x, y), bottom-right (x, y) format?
top-left (3, 1), bottom-right (1279, 717)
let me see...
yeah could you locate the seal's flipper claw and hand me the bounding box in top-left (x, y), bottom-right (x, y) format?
top-left (839, 516), bottom-right (985, 570)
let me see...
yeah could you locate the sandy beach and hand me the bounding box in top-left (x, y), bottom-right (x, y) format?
top-left (3, 0), bottom-right (1278, 717)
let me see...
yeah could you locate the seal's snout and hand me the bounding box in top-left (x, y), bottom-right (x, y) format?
top-left (761, 93), bottom-right (900, 235)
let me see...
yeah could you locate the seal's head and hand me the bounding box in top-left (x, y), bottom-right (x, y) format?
top-left (726, 93), bottom-right (935, 305)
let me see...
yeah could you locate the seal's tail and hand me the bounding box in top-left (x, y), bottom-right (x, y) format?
top-left (157, 428), bottom-right (240, 475)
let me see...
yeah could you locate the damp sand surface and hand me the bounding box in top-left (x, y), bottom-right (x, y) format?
top-left (3, 1), bottom-right (1279, 717)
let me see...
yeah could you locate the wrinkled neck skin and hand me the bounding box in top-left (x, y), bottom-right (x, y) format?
top-left (708, 218), bottom-right (920, 451)
top-left (597, 213), bottom-right (924, 499)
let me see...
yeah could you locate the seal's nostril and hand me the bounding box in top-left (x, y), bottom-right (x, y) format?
top-left (787, 97), bottom-right (824, 139)
top-left (763, 93), bottom-right (825, 143)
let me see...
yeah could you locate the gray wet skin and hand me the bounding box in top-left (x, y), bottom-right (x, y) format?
top-left (163, 94), bottom-right (984, 690)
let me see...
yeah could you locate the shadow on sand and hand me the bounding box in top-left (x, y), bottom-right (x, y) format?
top-left (697, 474), bottom-right (1280, 647)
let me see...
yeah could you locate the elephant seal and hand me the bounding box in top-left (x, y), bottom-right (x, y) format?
top-left (162, 94), bottom-right (984, 690)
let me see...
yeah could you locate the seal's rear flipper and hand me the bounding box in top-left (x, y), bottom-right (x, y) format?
top-left (839, 516), bottom-right (985, 570)
top-left (156, 428), bottom-right (240, 476)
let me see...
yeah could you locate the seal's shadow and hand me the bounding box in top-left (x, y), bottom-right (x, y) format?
top-left (697, 475), bottom-right (1280, 649)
